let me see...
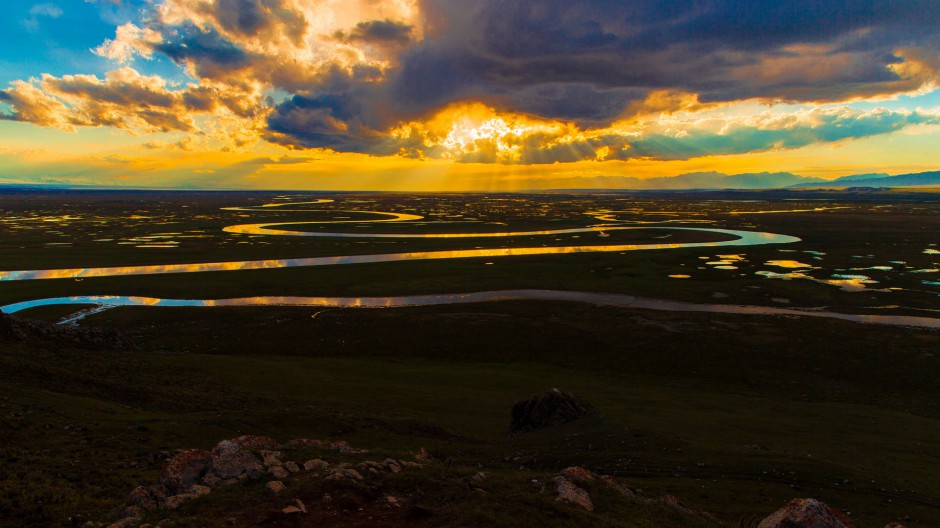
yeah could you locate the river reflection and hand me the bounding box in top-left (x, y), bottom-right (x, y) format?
top-left (3, 289), bottom-right (938, 329)
top-left (0, 228), bottom-right (799, 281)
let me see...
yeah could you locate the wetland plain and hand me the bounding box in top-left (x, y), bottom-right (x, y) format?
top-left (2, 188), bottom-right (940, 527)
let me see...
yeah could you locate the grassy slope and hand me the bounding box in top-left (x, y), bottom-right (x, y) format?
top-left (3, 301), bottom-right (940, 527)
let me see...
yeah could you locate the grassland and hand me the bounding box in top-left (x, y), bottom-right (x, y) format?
top-left (1, 189), bottom-right (939, 527)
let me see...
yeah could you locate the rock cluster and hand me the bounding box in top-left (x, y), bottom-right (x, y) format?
top-left (757, 498), bottom-right (856, 528)
top-left (99, 435), bottom-right (422, 528)
top-left (509, 388), bottom-right (600, 433)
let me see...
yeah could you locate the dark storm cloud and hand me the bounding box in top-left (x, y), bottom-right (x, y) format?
top-left (8, 0), bottom-right (940, 161)
top-left (335, 19), bottom-right (414, 46)
top-left (154, 23), bottom-right (253, 79)
top-left (260, 0), bottom-right (940, 157)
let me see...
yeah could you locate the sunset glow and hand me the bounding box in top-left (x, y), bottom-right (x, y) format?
top-left (2, 1), bottom-right (939, 190)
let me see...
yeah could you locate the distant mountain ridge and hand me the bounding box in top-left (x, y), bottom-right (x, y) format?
top-left (792, 170), bottom-right (940, 188)
top-left (544, 169), bottom-right (940, 190)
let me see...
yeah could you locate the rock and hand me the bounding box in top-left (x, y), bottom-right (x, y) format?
top-left (159, 449), bottom-right (211, 496)
top-left (415, 447), bottom-right (431, 461)
top-left (107, 517), bottom-right (142, 528)
top-left (127, 486), bottom-right (164, 510)
top-left (510, 388), bottom-right (599, 433)
top-left (209, 439), bottom-right (263, 480)
top-left (232, 435), bottom-right (280, 451)
top-left (552, 476), bottom-right (594, 511)
top-left (164, 494), bottom-right (197, 510)
top-left (599, 475), bottom-right (636, 497)
top-left (325, 468), bottom-right (365, 481)
top-left (285, 461), bottom-right (300, 473)
top-left (293, 499), bottom-right (307, 513)
top-left (265, 481), bottom-right (286, 494)
top-left (472, 472), bottom-right (488, 482)
top-left (282, 506), bottom-right (303, 514)
top-left (287, 438), bottom-right (329, 448)
top-left (303, 459), bottom-right (329, 471)
top-left (884, 524), bottom-right (908, 528)
top-left (270, 466), bottom-right (290, 479)
top-left (200, 473), bottom-right (220, 488)
top-left (758, 498), bottom-right (856, 528)
top-left (259, 450), bottom-right (283, 468)
top-left (560, 466), bottom-right (595, 484)
top-left (190, 485), bottom-right (211, 497)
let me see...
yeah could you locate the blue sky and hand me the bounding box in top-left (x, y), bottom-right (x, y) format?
top-left (1, 1), bottom-right (939, 190)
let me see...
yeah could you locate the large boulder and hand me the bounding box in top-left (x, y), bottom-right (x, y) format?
top-left (208, 435), bottom-right (280, 480)
top-left (758, 498), bottom-right (856, 528)
top-left (510, 388), bottom-right (599, 433)
top-left (159, 449), bottom-right (211, 496)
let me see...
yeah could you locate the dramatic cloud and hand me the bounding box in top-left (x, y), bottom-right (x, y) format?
top-left (0, 67), bottom-right (268, 144)
top-left (5, 0), bottom-right (940, 163)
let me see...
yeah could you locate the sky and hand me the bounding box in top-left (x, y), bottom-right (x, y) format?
top-left (1, 0), bottom-right (939, 191)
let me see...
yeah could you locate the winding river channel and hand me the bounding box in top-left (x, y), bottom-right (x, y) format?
top-left (2, 200), bottom-right (937, 329)
top-left (4, 290), bottom-right (940, 329)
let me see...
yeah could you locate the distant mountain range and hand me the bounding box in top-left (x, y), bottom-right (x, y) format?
top-left (548, 170), bottom-right (940, 190)
top-left (790, 170), bottom-right (940, 189)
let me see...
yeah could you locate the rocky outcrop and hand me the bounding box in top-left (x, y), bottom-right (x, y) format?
top-left (758, 498), bottom-right (856, 528)
top-left (552, 476), bottom-right (594, 511)
top-left (560, 466), bottom-right (595, 484)
top-left (510, 388), bottom-right (599, 433)
top-left (100, 436), bottom-right (422, 527)
top-left (159, 449), bottom-right (211, 496)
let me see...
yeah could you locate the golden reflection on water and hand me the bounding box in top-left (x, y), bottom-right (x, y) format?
top-left (764, 260), bottom-right (817, 269)
top-left (4, 289), bottom-right (939, 329)
top-left (0, 228), bottom-right (799, 282)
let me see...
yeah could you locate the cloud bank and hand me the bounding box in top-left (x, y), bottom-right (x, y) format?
top-left (2, 0), bottom-right (940, 163)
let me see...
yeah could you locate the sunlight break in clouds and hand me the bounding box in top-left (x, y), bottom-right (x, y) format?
top-left (1, 1), bottom-right (940, 188)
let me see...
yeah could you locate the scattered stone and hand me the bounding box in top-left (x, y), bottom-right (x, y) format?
top-left (303, 459), bottom-right (329, 471)
top-left (127, 486), bottom-right (164, 510)
top-left (190, 485), bottom-right (211, 497)
top-left (260, 450), bottom-right (283, 468)
top-left (885, 524), bottom-right (908, 528)
top-left (325, 468), bottom-right (365, 481)
top-left (265, 481), bottom-right (286, 494)
top-left (510, 388), bottom-right (599, 433)
top-left (758, 498), bottom-right (856, 528)
top-left (599, 475), bottom-right (636, 497)
top-left (159, 450), bottom-right (211, 496)
top-left (286, 438), bottom-right (329, 448)
top-left (552, 476), bottom-right (594, 511)
top-left (282, 506), bottom-right (303, 514)
top-left (560, 466), bottom-right (595, 484)
top-left (400, 461), bottom-right (424, 469)
top-left (285, 461), bottom-right (300, 473)
top-left (164, 494), bottom-right (198, 510)
top-left (386, 496), bottom-right (401, 507)
top-left (293, 499), bottom-right (307, 513)
top-left (472, 472), bottom-right (488, 482)
top-left (415, 447), bottom-right (431, 461)
top-left (106, 517), bottom-right (142, 528)
top-left (269, 466), bottom-right (290, 479)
